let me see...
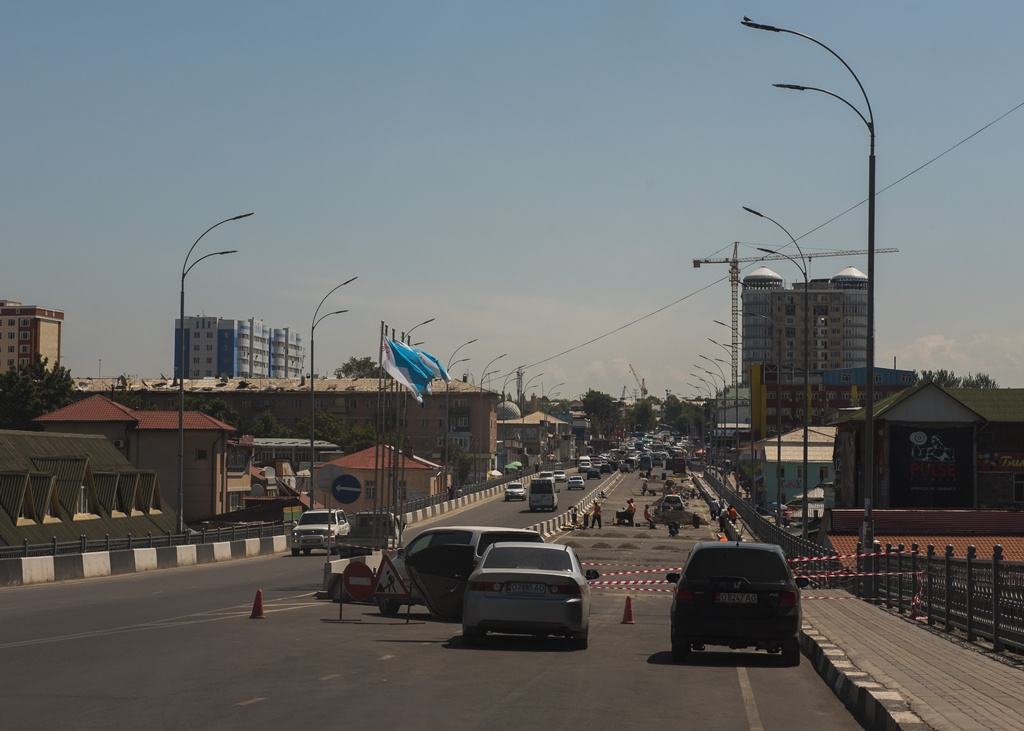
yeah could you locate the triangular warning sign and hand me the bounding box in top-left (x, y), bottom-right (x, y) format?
top-left (373, 553), bottom-right (411, 599)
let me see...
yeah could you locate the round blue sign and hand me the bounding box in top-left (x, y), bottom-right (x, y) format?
top-left (331, 473), bottom-right (362, 504)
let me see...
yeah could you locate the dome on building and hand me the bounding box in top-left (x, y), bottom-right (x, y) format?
top-left (830, 266), bottom-right (868, 289)
top-left (742, 266), bottom-right (784, 288)
top-left (497, 400), bottom-right (522, 420)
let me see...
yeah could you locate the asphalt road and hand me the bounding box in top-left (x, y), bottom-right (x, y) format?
top-left (0, 468), bottom-right (867, 730)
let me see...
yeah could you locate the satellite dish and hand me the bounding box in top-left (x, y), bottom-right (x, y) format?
top-left (250, 484), bottom-right (265, 498)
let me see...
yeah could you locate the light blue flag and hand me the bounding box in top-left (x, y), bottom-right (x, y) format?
top-left (382, 339), bottom-right (435, 400)
top-left (413, 348), bottom-right (451, 385)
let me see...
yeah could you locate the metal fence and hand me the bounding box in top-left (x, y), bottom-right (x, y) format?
top-left (859, 541), bottom-right (1024, 653)
top-left (0, 522), bottom-right (286, 561)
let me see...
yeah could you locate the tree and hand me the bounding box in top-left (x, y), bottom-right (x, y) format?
top-left (335, 356), bottom-right (381, 379)
top-left (446, 440), bottom-right (475, 487)
top-left (581, 389), bottom-right (618, 438)
top-left (0, 357), bottom-right (75, 431)
top-left (184, 395), bottom-right (240, 426)
top-left (916, 370), bottom-right (999, 389)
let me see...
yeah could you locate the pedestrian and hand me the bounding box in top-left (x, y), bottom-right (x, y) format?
top-left (728, 506), bottom-right (738, 524)
top-left (592, 502), bottom-right (602, 529)
top-left (626, 498), bottom-right (637, 526)
top-left (641, 477), bottom-right (649, 495)
top-left (710, 498), bottom-right (720, 519)
top-left (644, 504), bottom-right (655, 530)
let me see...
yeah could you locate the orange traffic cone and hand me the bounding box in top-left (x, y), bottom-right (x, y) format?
top-left (621, 595), bottom-right (636, 624)
top-left (250, 589), bottom-right (265, 619)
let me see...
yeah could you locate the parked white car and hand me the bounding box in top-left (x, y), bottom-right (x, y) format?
top-left (289, 509), bottom-right (350, 555)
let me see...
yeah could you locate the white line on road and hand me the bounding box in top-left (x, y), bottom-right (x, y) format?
top-left (737, 667), bottom-right (764, 731)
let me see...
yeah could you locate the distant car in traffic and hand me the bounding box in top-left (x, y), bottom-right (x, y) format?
top-left (462, 542), bottom-right (598, 649)
top-left (567, 475), bottom-right (585, 490)
top-left (553, 470), bottom-right (567, 483)
top-left (667, 541), bottom-right (808, 665)
top-left (504, 482), bottom-right (526, 501)
top-left (586, 466), bottom-right (601, 479)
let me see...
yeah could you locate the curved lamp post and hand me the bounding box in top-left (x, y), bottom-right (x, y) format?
top-left (444, 339), bottom-right (477, 488)
top-left (746, 205), bottom-right (811, 539)
top-left (693, 369), bottom-right (724, 465)
top-left (520, 372), bottom-right (544, 465)
top-left (743, 15), bottom-right (876, 540)
top-left (477, 353), bottom-right (506, 478)
top-left (178, 212), bottom-right (252, 535)
top-left (308, 277), bottom-right (357, 511)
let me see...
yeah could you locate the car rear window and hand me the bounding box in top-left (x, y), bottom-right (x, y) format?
top-left (482, 546), bottom-right (571, 571)
top-left (532, 483), bottom-right (553, 495)
top-left (684, 548), bottom-right (790, 583)
top-left (477, 531), bottom-right (543, 556)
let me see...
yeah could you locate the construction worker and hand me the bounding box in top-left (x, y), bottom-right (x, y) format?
top-left (592, 502), bottom-right (602, 529)
top-left (644, 504), bottom-right (655, 530)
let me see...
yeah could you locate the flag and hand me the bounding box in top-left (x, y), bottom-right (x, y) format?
top-left (381, 339), bottom-right (434, 402)
top-left (412, 347), bottom-right (450, 386)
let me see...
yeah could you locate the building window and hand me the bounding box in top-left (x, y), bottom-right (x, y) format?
top-left (19, 345), bottom-right (29, 353)
top-left (364, 480), bottom-right (376, 500)
top-left (294, 399), bottom-right (303, 408)
top-left (196, 449), bottom-right (208, 461)
top-left (20, 331), bottom-right (29, 339)
top-left (349, 399), bottom-right (357, 408)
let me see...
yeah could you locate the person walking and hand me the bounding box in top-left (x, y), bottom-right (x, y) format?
top-left (591, 502), bottom-right (602, 529)
top-left (728, 505), bottom-right (738, 524)
top-left (644, 504), bottom-right (655, 530)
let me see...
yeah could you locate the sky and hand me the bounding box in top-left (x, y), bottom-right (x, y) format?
top-left (4, 2), bottom-right (1024, 403)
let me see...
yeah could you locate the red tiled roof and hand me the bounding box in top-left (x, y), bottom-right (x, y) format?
top-left (830, 534), bottom-right (1024, 565)
top-left (33, 394), bottom-right (233, 432)
top-left (34, 395), bottom-right (138, 423)
top-left (327, 445), bottom-right (438, 471)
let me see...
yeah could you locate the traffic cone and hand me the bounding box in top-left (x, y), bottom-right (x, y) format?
top-left (621, 595), bottom-right (636, 624)
top-left (250, 589), bottom-right (265, 619)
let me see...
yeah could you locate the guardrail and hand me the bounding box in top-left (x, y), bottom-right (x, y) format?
top-left (0, 522), bottom-right (285, 561)
top-left (858, 541), bottom-right (1024, 653)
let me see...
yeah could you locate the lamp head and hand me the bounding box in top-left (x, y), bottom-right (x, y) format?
top-left (742, 206), bottom-right (764, 218)
top-left (232, 212), bottom-right (255, 221)
top-left (773, 83), bottom-right (807, 91)
top-left (741, 18), bottom-right (780, 32)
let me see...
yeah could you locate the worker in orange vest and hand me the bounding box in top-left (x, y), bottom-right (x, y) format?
top-left (592, 502), bottom-right (602, 529)
top-left (728, 506), bottom-right (738, 524)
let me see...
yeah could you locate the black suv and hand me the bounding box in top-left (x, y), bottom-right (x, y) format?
top-left (667, 541), bottom-right (807, 665)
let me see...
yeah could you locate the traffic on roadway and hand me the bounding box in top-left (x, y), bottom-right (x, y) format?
top-left (0, 465), bottom-right (865, 730)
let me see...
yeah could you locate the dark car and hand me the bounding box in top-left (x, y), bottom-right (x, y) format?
top-left (586, 466), bottom-right (601, 479)
top-left (667, 541), bottom-right (807, 666)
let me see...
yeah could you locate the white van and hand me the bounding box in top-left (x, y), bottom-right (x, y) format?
top-left (577, 457), bottom-right (592, 471)
top-left (529, 477), bottom-right (558, 512)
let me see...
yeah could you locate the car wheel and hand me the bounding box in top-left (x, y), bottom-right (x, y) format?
top-left (378, 598), bottom-right (401, 617)
top-left (303, 548), bottom-right (312, 555)
top-left (291, 548), bottom-right (299, 556)
top-left (782, 642), bottom-right (801, 667)
top-left (572, 634), bottom-right (588, 650)
top-left (462, 627), bottom-right (482, 646)
top-left (671, 643), bottom-right (691, 663)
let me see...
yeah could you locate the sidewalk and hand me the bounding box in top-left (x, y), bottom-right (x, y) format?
top-left (801, 590), bottom-right (1024, 731)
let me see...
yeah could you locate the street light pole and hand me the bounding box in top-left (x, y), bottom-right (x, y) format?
top-left (444, 339), bottom-right (477, 490)
top-left (746, 206), bottom-right (811, 539)
top-left (477, 353), bottom-right (506, 479)
top-left (743, 14), bottom-right (876, 546)
top-left (309, 277), bottom-right (357, 512)
top-left (177, 212), bottom-right (251, 535)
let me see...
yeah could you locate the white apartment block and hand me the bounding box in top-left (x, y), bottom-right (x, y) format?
top-left (174, 316), bottom-right (305, 380)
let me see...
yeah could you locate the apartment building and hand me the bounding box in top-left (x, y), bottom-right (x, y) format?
top-left (174, 316), bottom-right (305, 380)
top-left (0, 300), bottom-right (64, 371)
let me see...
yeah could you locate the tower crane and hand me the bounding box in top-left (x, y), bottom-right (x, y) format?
top-left (628, 363), bottom-right (647, 401)
top-left (693, 242), bottom-right (899, 390)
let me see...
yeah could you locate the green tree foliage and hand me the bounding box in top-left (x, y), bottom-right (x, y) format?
top-left (581, 389), bottom-right (618, 437)
top-left (446, 439), bottom-right (474, 487)
top-left (0, 357), bottom-right (75, 431)
top-left (335, 356), bottom-right (381, 379)
top-left (916, 370), bottom-right (999, 389)
top-left (184, 395), bottom-right (240, 426)
top-left (626, 399), bottom-right (657, 433)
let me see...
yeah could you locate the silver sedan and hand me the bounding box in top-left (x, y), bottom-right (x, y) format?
top-left (462, 542), bottom-right (597, 649)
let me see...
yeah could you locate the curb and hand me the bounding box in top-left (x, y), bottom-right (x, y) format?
top-left (801, 622), bottom-right (931, 731)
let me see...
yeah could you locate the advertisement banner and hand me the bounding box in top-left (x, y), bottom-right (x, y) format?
top-left (979, 453), bottom-right (1024, 473)
top-left (889, 425), bottom-right (973, 508)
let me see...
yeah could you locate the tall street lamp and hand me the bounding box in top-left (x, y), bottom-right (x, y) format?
top-left (309, 277), bottom-right (357, 510)
top-left (520, 372), bottom-right (544, 466)
top-left (693, 368), bottom-right (724, 466)
top-left (746, 205), bottom-right (811, 539)
top-left (178, 212), bottom-right (251, 535)
top-left (477, 353), bottom-right (506, 479)
top-left (444, 339), bottom-right (477, 489)
top-left (742, 15), bottom-right (876, 543)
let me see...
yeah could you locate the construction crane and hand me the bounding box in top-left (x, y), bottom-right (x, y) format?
top-left (693, 242), bottom-right (899, 390)
top-left (628, 363), bottom-right (647, 401)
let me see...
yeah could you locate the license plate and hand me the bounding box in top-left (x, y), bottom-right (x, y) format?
top-left (507, 582), bottom-right (547, 595)
top-left (717, 592), bottom-right (757, 604)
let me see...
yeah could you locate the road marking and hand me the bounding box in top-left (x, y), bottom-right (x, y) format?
top-left (736, 667), bottom-right (763, 731)
top-left (380, 654), bottom-right (395, 660)
top-left (320, 674), bottom-right (340, 681)
top-left (235, 698), bottom-right (265, 706)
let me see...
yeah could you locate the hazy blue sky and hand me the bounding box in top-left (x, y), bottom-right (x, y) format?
top-left (4, 2), bottom-right (1023, 402)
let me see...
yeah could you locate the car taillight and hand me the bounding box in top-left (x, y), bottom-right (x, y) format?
top-left (548, 582), bottom-right (583, 595)
top-left (779, 590), bottom-right (798, 608)
top-left (675, 586), bottom-right (693, 604)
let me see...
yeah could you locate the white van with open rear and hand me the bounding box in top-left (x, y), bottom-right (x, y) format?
top-left (529, 477), bottom-right (558, 512)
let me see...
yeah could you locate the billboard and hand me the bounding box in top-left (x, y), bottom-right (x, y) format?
top-left (888, 425), bottom-right (973, 508)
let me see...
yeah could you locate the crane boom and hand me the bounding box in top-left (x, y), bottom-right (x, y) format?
top-left (693, 243), bottom-right (898, 390)
top-left (628, 363), bottom-right (647, 401)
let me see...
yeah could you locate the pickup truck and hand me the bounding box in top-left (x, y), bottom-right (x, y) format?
top-left (289, 509), bottom-right (350, 555)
